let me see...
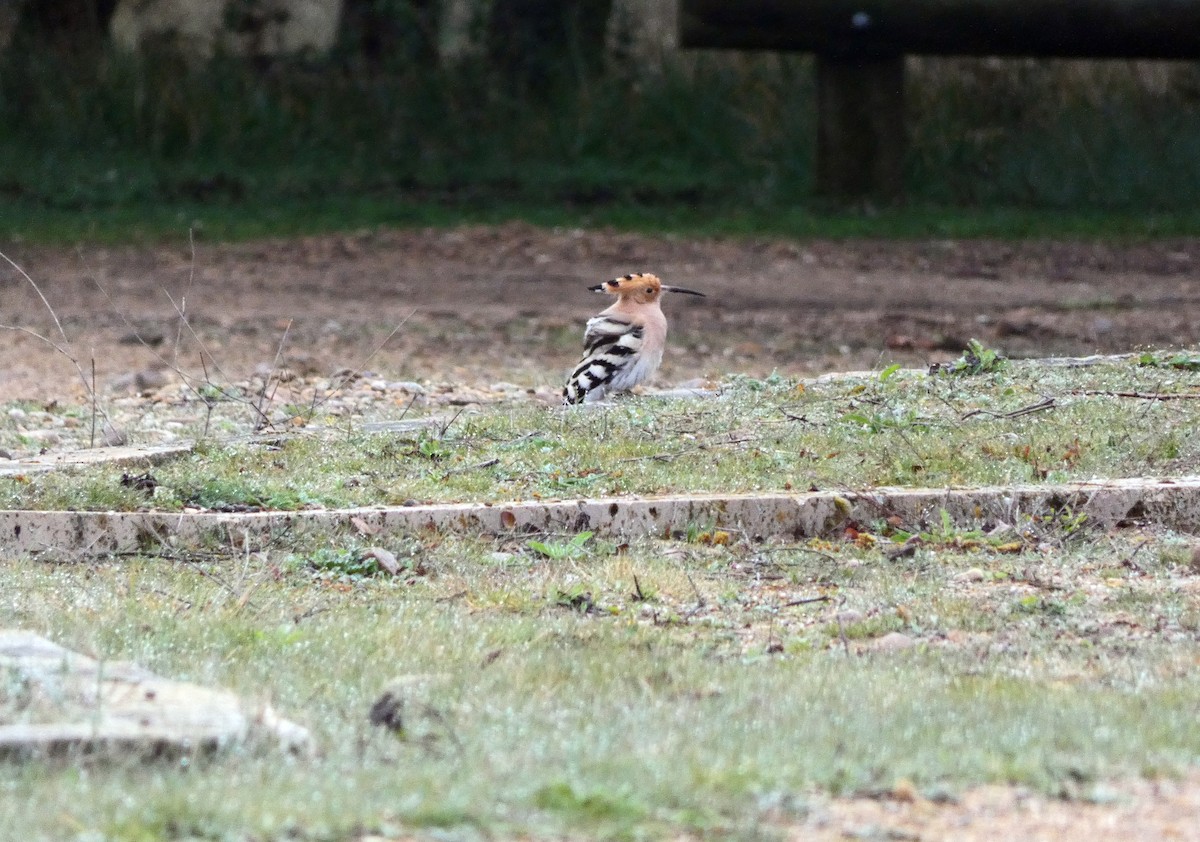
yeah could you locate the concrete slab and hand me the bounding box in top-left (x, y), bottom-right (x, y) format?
top-left (3, 476), bottom-right (1199, 555)
top-left (0, 630), bottom-right (311, 759)
top-left (0, 419), bottom-right (453, 477)
top-left (0, 444), bottom-right (192, 477)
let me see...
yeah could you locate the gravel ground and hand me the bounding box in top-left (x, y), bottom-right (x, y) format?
top-left (0, 367), bottom-right (564, 460)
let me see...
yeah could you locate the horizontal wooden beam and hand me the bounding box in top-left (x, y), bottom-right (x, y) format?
top-left (680, 0), bottom-right (1200, 59)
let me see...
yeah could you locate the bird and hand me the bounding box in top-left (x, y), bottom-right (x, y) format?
top-left (563, 273), bottom-right (705, 405)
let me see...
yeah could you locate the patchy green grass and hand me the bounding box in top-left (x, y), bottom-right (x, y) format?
top-left (4, 353), bottom-right (1200, 513)
top-left (5, 350), bottom-right (1200, 838)
top-left (2, 517), bottom-right (1199, 839)
top-left (8, 194), bottom-right (1200, 246)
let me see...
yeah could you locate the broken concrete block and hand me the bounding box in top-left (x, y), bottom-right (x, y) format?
top-left (0, 630), bottom-right (311, 759)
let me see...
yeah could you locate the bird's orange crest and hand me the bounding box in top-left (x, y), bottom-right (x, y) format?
top-left (590, 273), bottom-right (662, 303)
top-left (588, 273), bottom-right (704, 304)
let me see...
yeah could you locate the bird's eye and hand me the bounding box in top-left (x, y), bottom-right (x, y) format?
top-left (607, 279), bottom-right (619, 287)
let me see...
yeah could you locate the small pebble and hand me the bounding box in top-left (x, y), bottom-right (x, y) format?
top-left (874, 632), bottom-right (916, 651)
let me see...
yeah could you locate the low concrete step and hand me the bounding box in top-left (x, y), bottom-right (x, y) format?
top-left (3, 476), bottom-right (1198, 555)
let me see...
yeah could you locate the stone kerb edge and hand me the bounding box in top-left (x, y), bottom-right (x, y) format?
top-left (3, 477), bottom-right (1200, 556)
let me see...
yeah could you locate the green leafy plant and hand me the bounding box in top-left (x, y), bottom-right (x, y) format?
top-left (552, 583), bottom-right (598, 613)
top-left (940, 339), bottom-right (1008, 377)
top-left (1012, 594), bottom-right (1068, 617)
top-left (407, 432), bottom-right (452, 461)
top-left (528, 531), bottom-right (594, 560)
top-left (292, 546), bottom-right (410, 579)
top-left (1136, 351), bottom-right (1200, 372)
top-left (841, 406), bottom-right (930, 433)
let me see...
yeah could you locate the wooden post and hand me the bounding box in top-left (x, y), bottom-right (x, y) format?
top-left (816, 54), bottom-right (905, 202)
top-left (680, 0), bottom-right (1200, 204)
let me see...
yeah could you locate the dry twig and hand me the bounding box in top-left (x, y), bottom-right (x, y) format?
top-left (1071, 389), bottom-right (1200, 401)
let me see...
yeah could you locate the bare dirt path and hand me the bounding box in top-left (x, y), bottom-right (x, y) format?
top-left (2, 223), bottom-right (1199, 405)
top-left (3, 223), bottom-right (1200, 838)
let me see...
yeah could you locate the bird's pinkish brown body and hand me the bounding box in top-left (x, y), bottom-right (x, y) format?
top-left (563, 273), bottom-right (705, 405)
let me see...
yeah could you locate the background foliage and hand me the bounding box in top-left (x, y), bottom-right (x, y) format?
top-left (2, 0), bottom-right (1200, 241)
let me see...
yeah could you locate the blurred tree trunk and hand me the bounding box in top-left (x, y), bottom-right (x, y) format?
top-left (487, 0), bottom-right (613, 94)
top-left (16, 0), bottom-right (118, 51)
top-left (340, 0), bottom-right (439, 69)
top-left (0, 2), bottom-right (19, 53)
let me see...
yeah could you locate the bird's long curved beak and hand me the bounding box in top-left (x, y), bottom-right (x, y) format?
top-left (587, 283), bottom-right (606, 292)
top-left (662, 285), bottom-right (706, 297)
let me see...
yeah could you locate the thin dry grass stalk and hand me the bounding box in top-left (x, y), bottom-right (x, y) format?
top-left (0, 248), bottom-right (111, 442)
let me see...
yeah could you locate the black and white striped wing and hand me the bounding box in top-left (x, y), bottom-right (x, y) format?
top-left (562, 316), bottom-right (644, 404)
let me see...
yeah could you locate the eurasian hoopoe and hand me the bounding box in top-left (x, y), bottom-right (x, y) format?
top-left (562, 273), bottom-right (705, 405)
